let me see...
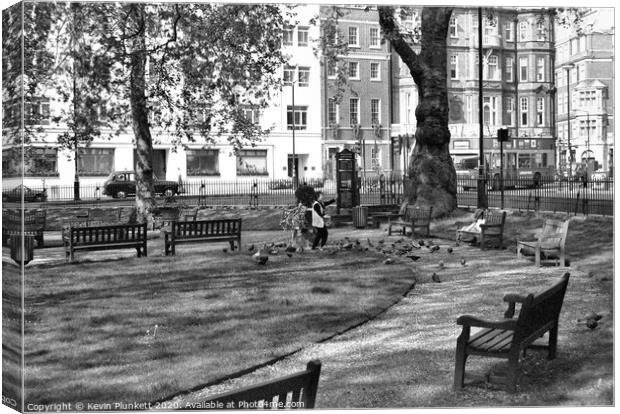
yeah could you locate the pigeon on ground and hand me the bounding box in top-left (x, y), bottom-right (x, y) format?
top-left (383, 258), bottom-right (393, 265)
top-left (269, 249), bottom-right (279, 255)
top-left (223, 248), bottom-right (228, 253)
top-left (586, 319), bottom-right (598, 329)
top-left (286, 252), bottom-right (293, 258)
top-left (285, 245), bottom-right (296, 253)
top-left (447, 247), bottom-right (453, 254)
top-left (367, 238), bottom-right (374, 247)
top-left (410, 241), bottom-right (421, 249)
top-left (584, 311), bottom-right (603, 321)
top-left (438, 260), bottom-right (445, 269)
top-left (430, 245), bottom-right (440, 253)
top-left (253, 251), bottom-right (269, 265)
top-left (460, 258), bottom-right (467, 266)
top-left (418, 240), bottom-right (425, 246)
top-left (432, 273), bottom-right (441, 283)
top-left (248, 244), bottom-right (255, 252)
top-left (342, 243), bottom-right (353, 250)
top-left (406, 255), bottom-right (421, 261)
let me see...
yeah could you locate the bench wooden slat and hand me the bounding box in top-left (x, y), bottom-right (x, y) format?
top-left (199, 360), bottom-right (321, 409)
top-left (164, 219), bottom-right (241, 256)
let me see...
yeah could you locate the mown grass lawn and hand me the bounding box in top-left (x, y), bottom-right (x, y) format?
top-left (20, 246), bottom-right (416, 405)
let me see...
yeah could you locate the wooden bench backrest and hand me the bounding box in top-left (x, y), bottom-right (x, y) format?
top-left (513, 273), bottom-right (570, 344)
top-left (538, 219), bottom-right (570, 249)
top-left (70, 223), bottom-right (146, 245)
top-left (408, 206), bottom-right (433, 224)
top-left (482, 210), bottom-right (506, 235)
top-left (172, 219), bottom-right (241, 237)
top-left (201, 360), bottom-right (321, 409)
top-left (3, 209), bottom-right (46, 230)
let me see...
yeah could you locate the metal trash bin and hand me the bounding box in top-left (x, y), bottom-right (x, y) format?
top-left (352, 206), bottom-right (368, 229)
top-left (10, 234), bottom-right (35, 266)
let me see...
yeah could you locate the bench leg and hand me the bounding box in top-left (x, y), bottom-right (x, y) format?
top-left (70, 248), bottom-right (75, 263)
top-left (229, 240), bottom-right (235, 251)
top-left (507, 354), bottom-right (520, 393)
top-left (548, 325), bottom-right (558, 360)
top-left (36, 234), bottom-right (44, 248)
top-left (388, 223), bottom-right (393, 236)
top-left (535, 246), bottom-right (541, 267)
top-left (516, 243), bottom-right (522, 259)
top-left (454, 340), bottom-right (468, 390)
top-left (480, 233), bottom-right (486, 250)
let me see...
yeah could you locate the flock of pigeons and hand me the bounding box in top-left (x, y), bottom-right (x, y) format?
top-left (232, 236), bottom-right (604, 330)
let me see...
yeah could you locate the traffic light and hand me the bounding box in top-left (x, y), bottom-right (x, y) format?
top-left (497, 128), bottom-right (509, 142)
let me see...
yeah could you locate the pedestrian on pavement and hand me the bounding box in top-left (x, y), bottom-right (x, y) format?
top-left (312, 192), bottom-right (336, 250)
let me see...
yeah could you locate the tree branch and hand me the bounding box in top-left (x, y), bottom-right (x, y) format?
top-left (378, 6), bottom-right (425, 84)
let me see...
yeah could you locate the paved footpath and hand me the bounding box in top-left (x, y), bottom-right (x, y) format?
top-left (165, 234), bottom-right (601, 408)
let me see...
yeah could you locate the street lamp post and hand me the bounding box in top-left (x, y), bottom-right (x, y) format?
top-left (563, 64), bottom-right (574, 181)
top-left (477, 7), bottom-right (487, 209)
top-left (291, 79), bottom-right (298, 189)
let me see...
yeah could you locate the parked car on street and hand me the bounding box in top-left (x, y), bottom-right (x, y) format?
top-left (2, 185), bottom-right (48, 203)
top-left (102, 171), bottom-right (180, 198)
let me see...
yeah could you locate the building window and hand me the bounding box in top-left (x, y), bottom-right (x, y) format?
top-left (242, 107), bottom-right (260, 124)
top-left (348, 61), bottom-right (359, 79)
top-left (348, 26), bottom-right (359, 47)
top-left (449, 16), bottom-right (458, 38)
top-left (297, 26), bottom-right (309, 47)
top-left (26, 98), bottom-right (51, 125)
top-left (369, 27), bottom-right (380, 47)
top-left (487, 55), bottom-right (498, 80)
top-left (557, 93), bottom-right (565, 114)
top-left (287, 106), bottom-right (308, 130)
top-left (505, 57), bottom-right (514, 82)
top-left (349, 98), bottom-right (359, 126)
top-left (78, 148), bottom-right (113, 175)
top-left (283, 66), bottom-right (295, 84)
top-left (536, 97), bottom-right (545, 126)
top-left (519, 57), bottom-right (528, 82)
top-left (370, 99), bottom-right (380, 125)
top-left (578, 63), bottom-right (585, 82)
top-left (450, 55), bottom-right (458, 79)
top-left (283, 27), bottom-right (294, 46)
top-left (520, 97), bottom-right (528, 126)
top-left (327, 60), bottom-right (337, 78)
top-left (505, 97), bottom-right (515, 126)
top-left (371, 146), bottom-right (380, 169)
top-left (466, 95), bottom-right (473, 124)
top-left (327, 98), bottom-right (339, 125)
top-left (536, 21), bottom-right (546, 41)
top-left (237, 149), bottom-right (268, 176)
top-left (186, 149), bottom-right (219, 176)
top-left (370, 62), bottom-right (380, 80)
top-left (519, 21), bottom-right (528, 41)
top-left (579, 90), bottom-right (596, 108)
top-left (536, 57), bottom-right (545, 81)
top-left (504, 22), bottom-right (513, 41)
top-left (298, 67), bottom-right (310, 87)
top-left (483, 96), bottom-right (498, 126)
top-left (579, 35), bottom-right (587, 52)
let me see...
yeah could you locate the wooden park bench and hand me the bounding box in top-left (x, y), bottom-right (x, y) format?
top-left (456, 209), bottom-right (506, 250)
top-left (454, 273), bottom-right (570, 392)
top-left (64, 223), bottom-right (148, 262)
top-left (198, 360), bottom-right (321, 409)
top-left (388, 205), bottom-right (433, 237)
top-left (516, 219), bottom-right (570, 267)
top-left (163, 218), bottom-right (241, 256)
top-left (2, 209), bottom-right (47, 247)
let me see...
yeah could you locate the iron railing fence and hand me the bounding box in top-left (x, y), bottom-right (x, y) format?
top-left (3, 176), bottom-right (613, 215)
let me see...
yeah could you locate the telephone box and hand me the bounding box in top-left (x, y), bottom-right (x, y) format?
top-left (336, 149), bottom-right (359, 213)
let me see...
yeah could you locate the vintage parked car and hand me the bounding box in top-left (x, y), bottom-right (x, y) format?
top-left (102, 171), bottom-right (180, 198)
top-left (2, 185), bottom-right (48, 203)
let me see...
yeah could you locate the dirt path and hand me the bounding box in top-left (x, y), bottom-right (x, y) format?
top-left (167, 237), bottom-right (613, 408)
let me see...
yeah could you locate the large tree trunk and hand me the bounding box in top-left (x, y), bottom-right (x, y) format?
top-left (408, 8), bottom-right (457, 217)
top-left (128, 5), bottom-right (156, 223)
top-left (379, 7), bottom-right (456, 217)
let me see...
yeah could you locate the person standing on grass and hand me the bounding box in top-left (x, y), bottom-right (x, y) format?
top-left (312, 192), bottom-right (335, 250)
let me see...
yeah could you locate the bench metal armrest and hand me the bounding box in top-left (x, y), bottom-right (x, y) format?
top-left (456, 315), bottom-right (517, 330)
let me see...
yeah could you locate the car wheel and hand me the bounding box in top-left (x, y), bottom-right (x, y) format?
top-left (164, 188), bottom-right (175, 197)
top-left (116, 191), bottom-right (127, 199)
